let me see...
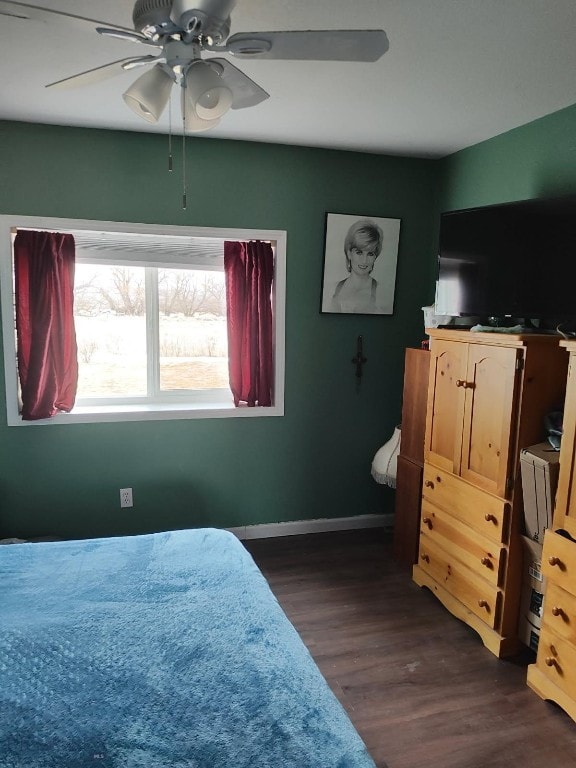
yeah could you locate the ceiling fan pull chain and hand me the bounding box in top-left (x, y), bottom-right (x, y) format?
top-left (168, 94), bottom-right (173, 172)
top-left (182, 133), bottom-right (187, 210)
top-left (182, 90), bottom-right (187, 210)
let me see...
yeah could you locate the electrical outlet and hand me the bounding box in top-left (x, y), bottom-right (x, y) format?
top-left (120, 488), bottom-right (133, 508)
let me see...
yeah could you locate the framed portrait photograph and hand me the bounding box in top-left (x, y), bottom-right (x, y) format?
top-left (320, 213), bottom-right (401, 315)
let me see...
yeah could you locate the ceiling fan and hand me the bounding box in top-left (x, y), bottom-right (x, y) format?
top-left (0, 0), bottom-right (389, 132)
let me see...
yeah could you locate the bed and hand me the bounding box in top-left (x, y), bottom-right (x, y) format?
top-left (0, 528), bottom-right (377, 767)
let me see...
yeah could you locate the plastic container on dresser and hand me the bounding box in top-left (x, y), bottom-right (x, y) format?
top-left (412, 328), bottom-right (567, 658)
top-left (527, 340), bottom-right (576, 720)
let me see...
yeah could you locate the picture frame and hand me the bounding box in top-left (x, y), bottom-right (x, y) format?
top-left (320, 212), bottom-right (401, 315)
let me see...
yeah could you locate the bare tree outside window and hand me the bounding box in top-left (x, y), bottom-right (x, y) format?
top-left (158, 270), bottom-right (225, 317)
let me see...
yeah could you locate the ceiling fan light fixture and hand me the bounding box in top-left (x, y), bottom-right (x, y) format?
top-left (181, 85), bottom-right (221, 133)
top-left (122, 64), bottom-right (174, 123)
top-left (186, 61), bottom-right (232, 120)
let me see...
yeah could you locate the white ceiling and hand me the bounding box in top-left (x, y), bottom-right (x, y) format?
top-left (1, 0), bottom-right (576, 158)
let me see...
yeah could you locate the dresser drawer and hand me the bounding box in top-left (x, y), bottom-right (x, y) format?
top-left (422, 464), bottom-right (508, 544)
top-left (535, 627), bottom-right (576, 702)
top-left (542, 530), bottom-right (576, 598)
top-left (542, 582), bottom-right (576, 645)
top-left (420, 499), bottom-right (504, 586)
top-left (417, 533), bottom-right (501, 628)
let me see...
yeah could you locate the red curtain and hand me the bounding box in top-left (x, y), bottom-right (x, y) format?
top-left (224, 241), bottom-right (274, 407)
top-left (14, 230), bottom-right (78, 420)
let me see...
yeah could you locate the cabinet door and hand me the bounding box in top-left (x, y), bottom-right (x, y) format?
top-left (555, 352), bottom-right (576, 538)
top-left (424, 339), bottom-right (467, 474)
top-left (400, 348), bottom-right (430, 464)
top-left (460, 344), bottom-right (520, 498)
top-left (393, 455), bottom-right (423, 566)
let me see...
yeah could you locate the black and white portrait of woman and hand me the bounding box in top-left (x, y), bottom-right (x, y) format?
top-left (320, 213), bottom-right (401, 315)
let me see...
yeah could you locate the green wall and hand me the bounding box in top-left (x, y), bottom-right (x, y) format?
top-left (0, 121), bottom-right (437, 539)
top-left (438, 102), bottom-right (576, 213)
top-left (7, 101), bottom-right (575, 540)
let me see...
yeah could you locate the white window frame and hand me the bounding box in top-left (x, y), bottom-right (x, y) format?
top-left (0, 215), bottom-right (286, 426)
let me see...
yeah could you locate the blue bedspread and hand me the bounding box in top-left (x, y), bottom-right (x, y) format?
top-left (0, 528), bottom-right (376, 768)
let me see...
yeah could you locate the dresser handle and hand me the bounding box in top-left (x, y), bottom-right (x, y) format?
top-left (456, 379), bottom-right (474, 389)
top-left (478, 599), bottom-right (489, 610)
top-left (424, 480), bottom-right (434, 489)
top-left (552, 606), bottom-right (565, 618)
top-left (548, 556), bottom-right (562, 567)
top-left (481, 557), bottom-right (493, 569)
top-left (484, 514), bottom-right (497, 524)
top-left (545, 657), bottom-right (557, 668)
top-left (420, 552), bottom-right (430, 563)
top-left (422, 517), bottom-right (433, 530)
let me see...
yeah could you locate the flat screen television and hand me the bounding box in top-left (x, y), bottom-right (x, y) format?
top-left (435, 195), bottom-right (576, 328)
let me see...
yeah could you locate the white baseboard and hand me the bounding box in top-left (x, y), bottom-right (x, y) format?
top-left (228, 513), bottom-right (393, 541)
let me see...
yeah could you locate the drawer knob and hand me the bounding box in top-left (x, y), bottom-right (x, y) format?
top-left (552, 606), bottom-right (565, 618)
top-left (424, 480), bottom-right (434, 489)
top-left (422, 517), bottom-right (433, 530)
top-left (548, 556), bottom-right (562, 567)
top-left (481, 557), bottom-right (493, 569)
top-left (478, 599), bottom-right (489, 610)
top-left (421, 553), bottom-right (430, 564)
top-left (455, 379), bottom-right (474, 389)
top-left (545, 657), bottom-right (557, 668)
top-left (484, 514), bottom-right (497, 524)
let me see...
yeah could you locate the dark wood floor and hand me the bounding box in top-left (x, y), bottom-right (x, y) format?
top-left (243, 528), bottom-right (576, 768)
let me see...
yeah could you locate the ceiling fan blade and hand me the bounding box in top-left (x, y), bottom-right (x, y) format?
top-left (97, 28), bottom-right (157, 47)
top-left (224, 29), bottom-right (389, 62)
top-left (0, 1), bottom-right (134, 34)
top-left (208, 58), bottom-right (269, 110)
top-left (46, 57), bottom-right (160, 91)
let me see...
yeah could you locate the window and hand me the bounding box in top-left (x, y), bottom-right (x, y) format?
top-left (74, 262), bottom-right (228, 400)
top-left (0, 216), bottom-right (286, 426)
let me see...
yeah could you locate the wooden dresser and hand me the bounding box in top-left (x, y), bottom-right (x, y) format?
top-left (412, 329), bottom-right (567, 658)
top-left (393, 347), bottom-right (430, 567)
top-left (527, 340), bottom-right (576, 719)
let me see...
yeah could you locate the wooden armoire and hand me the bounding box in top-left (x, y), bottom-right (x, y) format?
top-left (412, 329), bottom-right (567, 657)
top-left (528, 339), bottom-right (576, 719)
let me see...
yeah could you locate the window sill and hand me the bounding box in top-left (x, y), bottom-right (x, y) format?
top-left (8, 401), bottom-right (283, 426)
